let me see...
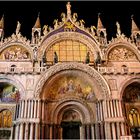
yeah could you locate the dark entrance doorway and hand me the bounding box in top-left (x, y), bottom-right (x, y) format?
top-left (122, 82), bottom-right (140, 139)
top-left (61, 121), bottom-right (81, 139)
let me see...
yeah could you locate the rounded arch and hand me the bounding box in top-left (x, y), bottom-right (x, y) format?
top-left (0, 75), bottom-right (26, 99)
top-left (0, 42), bottom-right (33, 60)
top-left (38, 32), bottom-right (101, 60)
top-left (106, 42), bottom-right (140, 62)
top-left (34, 62), bottom-right (111, 99)
top-left (119, 76), bottom-right (140, 100)
top-left (50, 98), bottom-right (94, 124)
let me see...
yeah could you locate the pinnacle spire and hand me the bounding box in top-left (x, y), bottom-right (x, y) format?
top-left (97, 13), bottom-right (104, 29)
top-left (0, 15), bottom-right (4, 29)
top-left (131, 15), bottom-right (139, 32)
top-left (33, 13), bottom-right (41, 28)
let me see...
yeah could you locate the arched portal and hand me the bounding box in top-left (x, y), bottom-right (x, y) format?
top-left (37, 63), bottom-right (110, 139)
top-left (122, 82), bottom-right (140, 139)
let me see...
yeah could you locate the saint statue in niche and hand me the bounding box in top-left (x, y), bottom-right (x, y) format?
top-left (54, 51), bottom-right (58, 64)
top-left (85, 52), bottom-right (90, 64)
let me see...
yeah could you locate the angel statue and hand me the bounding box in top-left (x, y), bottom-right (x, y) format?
top-left (53, 19), bottom-right (58, 29)
top-left (72, 13), bottom-right (78, 22)
top-left (61, 13), bottom-right (66, 22)
top-left (79, 19), bottom-right (85, 28)
top-left (43, 25), bottom-right (48, 36)
top-left (116, 21), bottom-right (121, 36)
top-left (16, 21), bottom-right (21, 35)
top-left (90, 26), bottom-right (96, 36)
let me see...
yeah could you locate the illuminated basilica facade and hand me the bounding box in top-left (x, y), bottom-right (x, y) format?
top-left (0, 2), bottom-right (140, 139)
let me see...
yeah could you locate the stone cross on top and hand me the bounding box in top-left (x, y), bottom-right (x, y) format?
top-left (66, 2), bottom-right (71, 18)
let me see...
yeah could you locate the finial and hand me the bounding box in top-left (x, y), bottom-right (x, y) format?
top-left (98, 13), bottom-right (101, 17)
top-left (66, 2), bottom-right (71, 18)
top-left (38, 12), bottom-right (40, 17)
top-left (131, 14), bottom-right (134, 20)
top-left (116, 21), bottom-right (121, 36)
top-left (33, 13), bottom-right (41, 28)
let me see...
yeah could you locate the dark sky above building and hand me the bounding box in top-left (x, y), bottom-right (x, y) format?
top-left (0, 1), bottom-right (140, 40)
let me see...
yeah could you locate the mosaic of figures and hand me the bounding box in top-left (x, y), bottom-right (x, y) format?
top-left (45, 73), bottom-right (96, 102)
top-left (0, 45), bottom-right (30, 60)
top-left (123, 83), bottom-right (140, 102)
top-left (62, 110), bottom-right (80, 122)
top-left (0, 83), bottom-right (20, 103)
top-left (108, 46), bottom-right (137, 61)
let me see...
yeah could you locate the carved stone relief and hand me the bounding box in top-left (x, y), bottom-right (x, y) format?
top-left (108, 46), bottom-right (137, 61)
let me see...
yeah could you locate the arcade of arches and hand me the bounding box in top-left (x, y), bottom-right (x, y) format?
top-left (0, 2), bottom-right (140, 140)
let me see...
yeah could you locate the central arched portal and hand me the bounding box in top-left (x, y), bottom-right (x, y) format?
top-left (37, 63), bottom-right (110, 139)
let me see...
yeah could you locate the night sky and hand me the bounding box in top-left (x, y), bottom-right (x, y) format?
top-left (0, 1), bottom-right (140, 40)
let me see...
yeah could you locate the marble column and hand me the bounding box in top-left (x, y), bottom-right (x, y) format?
top-left (30, 100), bottom-right (34, 118)
top-left (34, 100), bottom-right (37, 118)
top-left (116, 100), bottom-right (120, 117)
top-left (27, 100), bottom-right (31, 118)
top-left (95, 123), bottom-right (99, 139)
top-left (49, 124), bottom-right (53, 139)
top-left (21, 100), bottom-right (24, 118)
top-left (116, 122), bottom-right (120, 139)
top-left (91, 124), bottom-right (95, 139)
top-left (19, 101), bottom-right (22, 118)
top-left (15, 124), bottom-right (19, 139)
top-left (110, 100), bottom-right (114, 117)
top-left (80, 125), bottom-right (85, 139)
top-left (24, 100), bottom-right (27, 118)
top-left (24, 123), bottom-right (29, 139)
top-left (107, 100), bottom-right (111, 118)
top-left (35, 123), bottom-right (39, 139)
top-left (113, 100), bottom-right (117, 117)
top-left (29, 123), bottom-right (34, 140)
top-left (120, 122), bottom-right (125, 136)
top-left (103, 100), bottom-right (107, 119)
top-left (111, 123), bottom-right (116, 139)
top-left (104, 122), bottom-right (111, 139)
top-left (119, 100), bottom-right (123, 117)
top-left (19, 123), bottom-right (24, 139)
top-left (37, 100), bottom-right (41, 118)
top-left (42, 100), bottom-right (45, 121)
top-left (86, 124), bottom-right (90, 139)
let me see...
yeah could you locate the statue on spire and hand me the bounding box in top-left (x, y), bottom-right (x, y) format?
top-left (66, 2), bottom-right (71, 18)
top-left (16, 21), bottom-right (21, 35)
top-left (116, 21), bottom-right (121, 36)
